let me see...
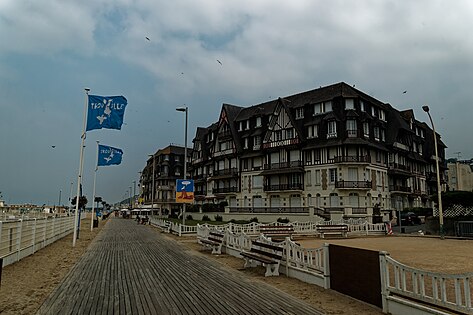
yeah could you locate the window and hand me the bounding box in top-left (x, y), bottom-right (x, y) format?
top-left (314, 149), bottom-right (321, 162)
top-left (346, 119), bottom-right (357, 137)
top-left (286, 128), bottom-right (294, 139)
top-left (295, 107), bottom-right (304, 119)
top-left (363, 122), bottom-right (370, 137)
top-left (164, 155), bottom-right (169, 161)
top-left (306, 171), bottom-right (312, 186)
top-left (379, 109), bottom-right (386, 121)
top-left (376, 151), bottom-right (382, 163)
top-left (313, 101), bottom-right (332, 115)
top-left (238, 121), bottom-right (243, 131)
top-left (305, 151), bottom-right (312, 165)
top-left (315, 170), bottom-right (321, 185)
top-left (327, 121), bottom-right (337, 138)
top-left (253, 176), bottom-right (263, 188)
top-left (256, 117), bottom-right (262, 127)
top-left (243, 159), bottom-right (249, 170)
top-left (243, 137), bottom-right (249, 149)
top-left (381, 129), bottom-right (385, 141)
top-left (329, 168), bottom-right (337, 183)
top-left (245, 120), bottom-right (249, 130)
top-left (275, 130), bottom-right (282, 141)
top-left (253, 135), bottom-right (261, 146)
top-left (374, 126), bottom-right (380, 141)
top-left (345, 99), bottom-right (354, 110)
top-left (361, 101), bottom-right (366, 112)
top-left (174, 155), bottom-right (180, 161)
top-left (307, 125), bottom-right (318, 138)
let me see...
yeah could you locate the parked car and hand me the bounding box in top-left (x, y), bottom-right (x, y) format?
top-left (400, 212), bottom-right (422, 225)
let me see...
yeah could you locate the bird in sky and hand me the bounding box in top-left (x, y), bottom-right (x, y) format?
top-left (217, 59), bottom-right (222, 65)
top-left (51, 145), bottom-right (56, 148)
top-left (403, 90), bottom-right (407, 94)
top-left (145, 37), bottom-right (150, 41)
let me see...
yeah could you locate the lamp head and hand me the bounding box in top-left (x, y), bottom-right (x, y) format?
top-left (176, 107), bottom-right (187, 112)
top-left (422, 105), bottom-right (430, 113)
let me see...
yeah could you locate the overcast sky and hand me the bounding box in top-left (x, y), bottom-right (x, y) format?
top-left (1, 0), bottom-right (472, 206)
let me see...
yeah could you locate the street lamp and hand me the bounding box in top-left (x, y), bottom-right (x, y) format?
top-left (422, 105), bottom-right (444, 239)
top-left (148, 154), bottom-right (156, 216)
top-left (132, 180), bottom-right (136, 207)
top-left (129, 186), bottom-right (132, 209)
top-left (176, 106), bottom-right (188, 226)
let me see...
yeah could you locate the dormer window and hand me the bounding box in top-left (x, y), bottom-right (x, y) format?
top-left (307, 125), bottom-right (318, 138)
top-left (379, 109), bottom-right (386, 121)
top-left (374, 126), bottom-right (380, 141)
top-left (295, 107), bottom-right (304, 119)
top-left (256, 116), bottom-right (262, 127)
top-left (327, 121), bottom-right (337, 138)
top-left (286, 128), bottom-right (294, 139)
top-left (243, 137), bottom-right (249, 149)
top-left (361, 101), bottom-right (366, 112)
top-left (313, 101), bottom-right (332, 115)
top-left (245, 120), bottom-right (250, 130)
top-left (238, 121), bottom-right (243, 131)
top-left (345, 99), bottom-right (354, 110)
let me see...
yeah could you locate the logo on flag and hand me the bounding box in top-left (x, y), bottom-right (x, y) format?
top-left (176, 179), bottom-right (194, 203)
top-left (98, 144), bottom-right (123, 166)
top-left (86, 95), bottom-right (127, 131)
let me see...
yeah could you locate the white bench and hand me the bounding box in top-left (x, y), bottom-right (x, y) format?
top-left (240, 240), bottom-right (283, 276)
top-left (198, 231), bottom-right (225, 254)
top-left (316, 224), bottom-right (349, 238)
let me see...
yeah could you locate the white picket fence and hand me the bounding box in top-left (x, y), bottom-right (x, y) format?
top-left (0, 216), bottom-right (75, 267)
top-left (148, 217), bottom-right (387, 238)
top-left (380, 252), bottom-right (473, 315)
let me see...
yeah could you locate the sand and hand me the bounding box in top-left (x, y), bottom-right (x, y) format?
top-left (1, 219), bottom-right (471, 315)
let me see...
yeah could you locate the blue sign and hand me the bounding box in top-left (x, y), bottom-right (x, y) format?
top-left (97, 144), bottom-right (123, 166)
top-left (176, 179), bottom-right (194, 203)
top-left (86, 95), bottom-right (127, 131)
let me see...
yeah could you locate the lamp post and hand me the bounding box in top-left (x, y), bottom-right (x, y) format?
top-left (129, 186), bottom-right (132, 209)
top-left (148, 154), bottom-right (155, 216)
top-left (176, 106), bottom-right (188, 226)
top-left (422, 105), bottom-right (444, 239)
top-left (132, 180), bottom-right (136, 207)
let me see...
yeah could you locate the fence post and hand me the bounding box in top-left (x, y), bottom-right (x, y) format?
top-left (16, 220), bottom-right (23, 262)
top-left (379, 251), bottom-right (390, 314)
top-left (323, 243), bottom-right (330, 289)
top-left (0, 221), bottom-right (2, 252)
top-left (285, 237), bottom-right (290, 277)
top-left (32, 218), bottom-right (37, 253)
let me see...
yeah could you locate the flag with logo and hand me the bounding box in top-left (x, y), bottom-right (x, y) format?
top-left (86, 95), bottom-right (127, 131)
top-left (97, 144), bottom-right (123, 166)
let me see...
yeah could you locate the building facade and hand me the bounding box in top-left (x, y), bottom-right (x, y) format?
top-left (140, 145), bottom-right (191, 215)
top-left (189, 82), bottom-right (446, 220)
top-left (447, 160), bottom-right (473, 192)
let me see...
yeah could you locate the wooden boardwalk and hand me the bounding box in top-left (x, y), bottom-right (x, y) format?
top-left (36, 218), bottom-right (323, 315)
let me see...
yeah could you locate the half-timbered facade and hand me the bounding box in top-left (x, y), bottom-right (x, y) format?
top-left (190, 82), bottom-right (446, 220)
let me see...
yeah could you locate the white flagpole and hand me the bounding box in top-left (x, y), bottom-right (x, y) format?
top-left (91, 140), bottom-right (99, 231)
top-left (73, 87), bottom-right (90, 247)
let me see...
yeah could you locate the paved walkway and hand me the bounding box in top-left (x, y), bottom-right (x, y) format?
top-left (36, 218), bottom-right (323, 315)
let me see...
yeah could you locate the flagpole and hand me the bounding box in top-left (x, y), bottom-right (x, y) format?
top-left (91, 140), bottom-right (99, 231)
top-left (73, 87), bottom-right (90, 247)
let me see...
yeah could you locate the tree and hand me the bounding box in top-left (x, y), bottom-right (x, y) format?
top-left (71, 196), bottom-right (88, 210)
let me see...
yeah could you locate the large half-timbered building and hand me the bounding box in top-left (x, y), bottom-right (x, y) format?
top-left (189, 82), bottom-right (446, 220)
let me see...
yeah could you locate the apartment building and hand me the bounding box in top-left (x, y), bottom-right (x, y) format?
top-left (448, 159), bottom-right (473, 192)
top-left (190, 82), bottom-right (446, 220)
top-left (140, 145), bottom-right (191, 215)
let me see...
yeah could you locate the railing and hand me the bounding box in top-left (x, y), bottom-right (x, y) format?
top-left (456, 221), bottom-right (473, 238)
top-left (352, 207), bottom-right (368, 214)
top-left (228, 207), bottom-right (310, 213)
top-left (263, 161), bottom-right (302, 170)
top-left (335, 180), bottom-right (371, 189)
top-left (0, 216), bottom-right (75, 267)
top-left (213, 168), bottom-right (239, 176)
top-left (212, 187), bottom-right (239, 194)
top-left (380, 253), bottom-right (473, 315)
top-left (389, 185), bottom-right (412, 193)
top-left (388, 162), bottom-right (411, 172)
top-left (334, 155), bottom-right (371, 163)
top-left (264, 183), bottom-right (303, 191)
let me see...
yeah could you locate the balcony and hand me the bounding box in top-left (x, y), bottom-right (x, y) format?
top-left (334, 155), bottom-right (371, 164)
top-left (212, 187), bottom-right (239, 194)
top-left (335, 180), bottom-right (371, 189)
top-left (389, 185), bottom-right (412, 193)
top-left (213, 168), bottom-right (239, 177)
top-left (264, 183), bottom-right (303, 191)
top-left (263, 161), bottom-right (302, 170)
top-left (388, 163), bottom-right (411, 176)
top-left (352, 207), bottom-right (367, 214)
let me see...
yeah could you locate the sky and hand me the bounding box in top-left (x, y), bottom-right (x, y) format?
top-left (1, 0), bottom-right (473, 206)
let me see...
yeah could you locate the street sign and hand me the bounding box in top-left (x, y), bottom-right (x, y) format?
top-left (176, 179), bottom-right (194, 203)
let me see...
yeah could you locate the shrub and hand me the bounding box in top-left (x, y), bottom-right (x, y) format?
top-left (186, 214), bottom-right (193, 220)
top-left (202, 215), bottom-right (211, 221)
top-left (202, 203), bottom-right (219, 212)
top-left (249, 217), bottom-right (259, 223)
top-left (187, 204), bottom-right (200, 213)
top-left (214, 214), bottom-right (223, 222)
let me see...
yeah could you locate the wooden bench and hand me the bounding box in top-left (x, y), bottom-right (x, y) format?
top-left (316, 224), bottom-right (349, 238)
top-left (198, 231), bottom-right (225, 254)
top-left (259, 224), bottom-right (294, 241)
top-left (240, 240), bottom-right (283, 276)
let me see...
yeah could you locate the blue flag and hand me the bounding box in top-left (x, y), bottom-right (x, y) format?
top-left (86, 95), bottom-right (127, 131)
top-left (98, 144), bottom-right (123, 166)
